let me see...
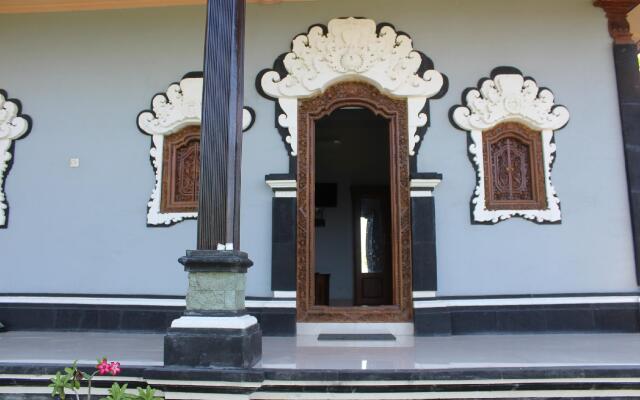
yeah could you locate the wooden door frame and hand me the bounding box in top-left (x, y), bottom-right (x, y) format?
top-left (296, 81), bottom-right (413, 323)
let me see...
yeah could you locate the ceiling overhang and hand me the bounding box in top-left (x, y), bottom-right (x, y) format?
top-left (0, 0), bottom-right (312, 14)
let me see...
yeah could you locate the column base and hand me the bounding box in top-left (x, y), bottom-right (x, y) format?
top-left (164, 315), bottom-right (262, 368)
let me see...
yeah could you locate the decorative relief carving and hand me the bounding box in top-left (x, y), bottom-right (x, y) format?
top-left (259, 17), bottom-right (445, 157)
top-left (137, 74), bottom-right (254, 226)
top-left (452, 68), bottom-right (569, 224)
top-left (296, 81), bottom-right (412, 322)
top-left (593, 0), bottom-right (640, 44)
top-left (0, 91), bottom-right (30, 229)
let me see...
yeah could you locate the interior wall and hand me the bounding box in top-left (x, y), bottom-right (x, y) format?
top-left (0, 0), bottom-right (636, 297)
top-left (314, 109), bottom-right (389, 304)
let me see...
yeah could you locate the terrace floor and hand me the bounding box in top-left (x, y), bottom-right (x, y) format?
top-left (1, 331), bottom-right (640, 370)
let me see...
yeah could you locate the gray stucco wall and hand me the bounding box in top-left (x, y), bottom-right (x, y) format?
top-left (0, 0), bottom-right (636, 297)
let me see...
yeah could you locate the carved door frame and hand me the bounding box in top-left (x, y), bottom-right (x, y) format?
top-left (296, 81), bottom-right (413, 323)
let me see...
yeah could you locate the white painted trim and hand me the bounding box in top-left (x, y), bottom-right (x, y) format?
top-left (273, 291), bottom-right (296, 298)
top-left (259, 17), bottom-right (444, 157)
top-left (0, 358), bottom-right (162, 366)
top-left (4, 386), bottom-right (640, 400)
top-left (410, 179), bottom-right (441, 190)
top-left (2, 295), bottom-right (636, 310)
top-left (137, 76), bottom-right (254, 226)
top-left (413, 291), bottom-right (436, 298)
top-left (274, 191), bottom-right (297, 198)
top-left (0, 295), bottom-right (186, 307)
top-left (245, 299), bottom-right (296, 308)
top-left (452, 72), bottom-right (569, 224)
top-left (146, 379), bottom-right (261, 389)
top-left (296, 322), bottom-right (414, 336)
top-left (164, 393), bottom-right (248, 400)
top-left (5, 376), bottom-right (640, 389)
top-left (170, 315), bottom-right (258, 330)
top-left (410, 191), bottom-right (433, 198)
top-left (0, 92), bottom-right (30, 228)
top-left (414, 295), bottom-right (639, 309)
top-left (265, 180), bottom-right (296, 190)
top-left (262, 378), bottom-right (640, 387)
top-left (0, 387), bottom-right (152, 396)
top-left (0, 295), bottom-right (296, 309)
top-left (250, 390), bottom-right (640, 399)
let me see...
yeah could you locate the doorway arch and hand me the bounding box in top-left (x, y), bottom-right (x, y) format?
top-left (258, 17), bottom-right (446, 324)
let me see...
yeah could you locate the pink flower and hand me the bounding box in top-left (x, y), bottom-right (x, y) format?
top-left (96, 358), bottom-right (111, 375)
top-left (109, 362), bottom-right (121, 376)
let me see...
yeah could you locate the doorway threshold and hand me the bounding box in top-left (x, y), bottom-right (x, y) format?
top-left (297, 322), bottom-right (413, 336)
top-left (318, 333), bottom-right (396, 341)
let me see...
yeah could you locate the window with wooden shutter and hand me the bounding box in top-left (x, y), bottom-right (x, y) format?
top-left (483, 122), bottom-right (546, 211)
top-left (160, 125), bottom-right (200, 213)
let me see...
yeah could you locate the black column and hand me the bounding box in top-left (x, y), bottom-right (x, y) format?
top-left (164, 0), bottom-right (261, 368)
top-left (411, 196), bottom-right (438, 293)
top-left (271, 197), bottom-right (297, 292)
top-left (410, 174), bottom-right (447, 336)
top-left (198, 0), bottom-right (246, 250)
top-left (613, 43), bottom-right (640, 284)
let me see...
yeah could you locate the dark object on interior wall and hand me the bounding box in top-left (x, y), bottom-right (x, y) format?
top-left (315, 273), bottom-right (330, 306)
top-left (0, 321), bottom-right (5, 332)
top-left (316, 183), bottom-right (337, 207)
top-left (315, 208), bottom-right (326, 227)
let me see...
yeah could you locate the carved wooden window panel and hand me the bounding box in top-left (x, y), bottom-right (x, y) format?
top-left (483, 122), bottom-right (547, 211)
top-left (161, 125), bottom-right (200, 213)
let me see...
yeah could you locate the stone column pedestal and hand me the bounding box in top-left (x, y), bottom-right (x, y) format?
top-left (164, 250), bottom-right (262, 368)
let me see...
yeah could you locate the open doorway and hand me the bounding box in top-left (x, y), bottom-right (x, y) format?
top-left (296, 81), bottom-right (413, 323)
top-left (314, 108), bottom-right (392, 307)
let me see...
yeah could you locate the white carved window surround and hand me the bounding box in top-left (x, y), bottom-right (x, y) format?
top-left (137, 74), bottom-right (255, 226)
top-left (452, 68), bottom-right (570, 224)
top-left (0, 90), bottom-right (30, 229)
top-left (258, 17), bottom-right (445, 159)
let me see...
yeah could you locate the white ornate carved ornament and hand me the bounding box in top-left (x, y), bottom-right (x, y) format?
top-left (259, 17), bottom-right (445, 157)
top-left (452, 68), bottom-right (570, 224)
top-left (0, 91), bottom-right (30, 228)
top-left (138, 74), bottom-right (255, 226)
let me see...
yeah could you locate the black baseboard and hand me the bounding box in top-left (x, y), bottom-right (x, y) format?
top-left (0, 303), bottom-right (296, 337)
top-left (2, 295), bottom-right (639, 337)
top-left (414, 302), bottom-right (640, 336)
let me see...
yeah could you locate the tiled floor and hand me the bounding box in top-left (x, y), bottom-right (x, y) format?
top-left (2, 331), bottom-right (640, 370)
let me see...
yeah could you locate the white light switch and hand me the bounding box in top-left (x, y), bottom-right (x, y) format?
top-left (69, 158), bottom-right (80, 168)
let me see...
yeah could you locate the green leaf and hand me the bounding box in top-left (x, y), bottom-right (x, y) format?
top-left (135, 386), bottom-right (161, 400)
top-left (103, 382), bottom-right (133, 400)
top-left (49, 371), bottom-right (72, 399)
